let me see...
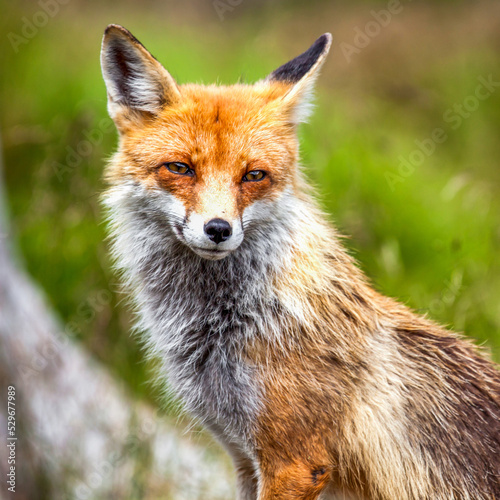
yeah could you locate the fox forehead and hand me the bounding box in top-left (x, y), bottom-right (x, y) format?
top-left (116, 83), bottom-right (298, 183)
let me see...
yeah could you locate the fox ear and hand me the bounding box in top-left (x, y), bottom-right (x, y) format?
top-left (100, 25), bottom-right (181, 131)
top-left (266, 33), bottom-right (332, 124)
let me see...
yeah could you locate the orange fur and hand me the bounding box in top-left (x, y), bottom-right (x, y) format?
top-left (106, 83), bottom-right (298, 223)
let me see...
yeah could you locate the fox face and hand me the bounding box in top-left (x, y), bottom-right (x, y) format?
top-left (110, 85), bottom-right (300, 260)
top-left (101, 26), bottom-right (331, 260)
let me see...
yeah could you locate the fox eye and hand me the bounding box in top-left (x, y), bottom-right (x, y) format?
top-left (242, 170), bottom-right (266, 182)
top-left (163, 162), bottom-right (194, 176)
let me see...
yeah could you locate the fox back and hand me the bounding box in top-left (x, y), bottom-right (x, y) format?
top-left (101, 26), bottom-right (500, 500)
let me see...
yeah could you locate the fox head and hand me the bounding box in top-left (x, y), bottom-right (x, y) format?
top-left (101, 25), bottom-right (331, 261)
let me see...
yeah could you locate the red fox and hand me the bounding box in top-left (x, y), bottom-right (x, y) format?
top-left (100, 25), bottom-right (500, 499)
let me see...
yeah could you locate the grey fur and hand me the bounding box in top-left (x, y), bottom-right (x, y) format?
top-left (104, 181), bottom-right (301, 453)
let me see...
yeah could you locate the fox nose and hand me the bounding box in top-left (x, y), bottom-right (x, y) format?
top-left (204, 218), bottom-right (232, 244)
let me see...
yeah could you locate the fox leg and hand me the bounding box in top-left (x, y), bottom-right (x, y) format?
top-left (234, 454), bottom-right (259, 500)
top-left (205, 421), bottom-right (258, 499)
top-left (257, 460), bottom-right (331, 500)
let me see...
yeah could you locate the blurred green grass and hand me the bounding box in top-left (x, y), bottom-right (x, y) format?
top-left (1, 0), bottom-right (499, 407)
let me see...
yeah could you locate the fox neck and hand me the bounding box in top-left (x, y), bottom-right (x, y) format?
top-left (105, 178), bottom-right (386, 449)
top-left (105, 180), bottom-right (382, 433)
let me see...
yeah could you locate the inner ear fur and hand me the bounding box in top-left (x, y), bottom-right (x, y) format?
top-left (100, 24), bottom-right (181, 129)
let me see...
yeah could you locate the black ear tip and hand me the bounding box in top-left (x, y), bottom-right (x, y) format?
top-left (315, 33), bottom-right (333, 52)
top-left (267, 32), bottom-right (332, 84)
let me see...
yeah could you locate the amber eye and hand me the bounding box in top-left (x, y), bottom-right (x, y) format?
top-left (163, 162), bottom-right (194, 176)
top-left (242, 170), bottom-right (266, 182)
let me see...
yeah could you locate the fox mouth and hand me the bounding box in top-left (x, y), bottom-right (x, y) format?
top-left (191, 246), bottom-right (230, 260)
top-left (171, 225), bottom-right (230, 260)
top-left (171, 220), bottom-right (243, 260)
